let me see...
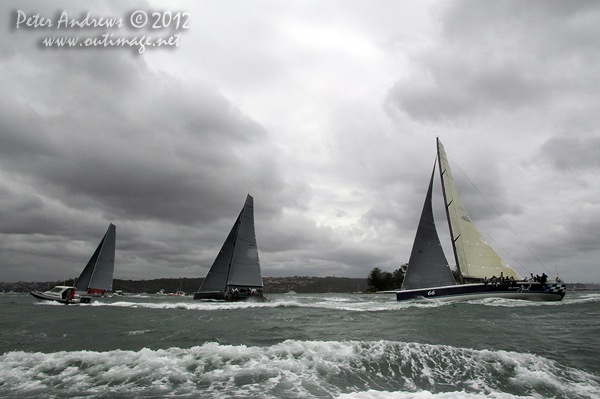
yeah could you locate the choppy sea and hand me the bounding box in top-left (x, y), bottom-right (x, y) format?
top-left (1, 291), bottom-right (599, 399)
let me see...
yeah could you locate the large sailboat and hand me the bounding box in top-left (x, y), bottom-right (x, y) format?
top-left (30, 223), bottom-right (116, 304)
top-left (194, 194), bottom-right (266, 301)
top-left (396, 139), bottom-right (566, 302)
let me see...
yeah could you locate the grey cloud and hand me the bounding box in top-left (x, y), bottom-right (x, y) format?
top-left (540, 137), bottom-right (600, 171)
top-left (0, 58), bottom-right (282, 226)
top-left (388, 63), bottom-right (550, 122)
top-left (386, 0), bottom-right (600, 122)
top-left (0, 0), bottom-right (302, 281)
top-left (2, 0), bottom-right (599, 284)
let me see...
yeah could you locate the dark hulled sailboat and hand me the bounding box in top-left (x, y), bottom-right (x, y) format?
top-left (396, 139), bottom-right (566, 302)
top-left (74, 223), bottom-right (116, 297)
top-left (194, 194), bottom-right (266, 301)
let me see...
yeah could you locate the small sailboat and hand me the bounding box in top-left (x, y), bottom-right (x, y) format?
top-left (30, 223), bottom-right (116, 304)
top-left (395, 139), bottom-right (566, 302)
top-left (194, 194), bottom-right (266, 301)
top-left (74, 223), bottom-right (116, 297)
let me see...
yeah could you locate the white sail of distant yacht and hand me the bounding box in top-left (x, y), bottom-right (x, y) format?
top-left (397, 139), bottom-right (565, 302)
top-left (194, 194), bottom-right (266, 301)
top-left (74, 223), bottom-right (116, 296)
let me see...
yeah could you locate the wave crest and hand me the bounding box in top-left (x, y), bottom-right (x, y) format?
top-left (1, 340), bottom-right (598, 399)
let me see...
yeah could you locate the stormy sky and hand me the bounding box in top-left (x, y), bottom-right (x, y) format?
top-left (1, 0), bottom-right (599, 284)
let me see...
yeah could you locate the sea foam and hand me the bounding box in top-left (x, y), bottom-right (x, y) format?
top-left (1, 340), bottom-right (598, 399)
top-left (88, 296), bottom-right (447, 312)
top-left (86, 292), bottom-right (600, 313)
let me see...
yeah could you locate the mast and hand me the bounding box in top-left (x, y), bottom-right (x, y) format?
top-left (436, 138), bottom-right (463, 282)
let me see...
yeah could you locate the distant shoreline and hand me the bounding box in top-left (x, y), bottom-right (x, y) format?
top-left (1, 276), bottom-right (370, 294)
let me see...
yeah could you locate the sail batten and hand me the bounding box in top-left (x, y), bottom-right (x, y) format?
top-left (436, 139), bottom-right (521, 280)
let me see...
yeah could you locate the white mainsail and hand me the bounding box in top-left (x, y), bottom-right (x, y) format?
top-left (437, 139), bottom-right (521, 281)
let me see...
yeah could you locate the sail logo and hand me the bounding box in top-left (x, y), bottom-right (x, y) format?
top-left (461, 215), bottom-right (471, 223)
top-left (518, 284), bottom-right (532, 293)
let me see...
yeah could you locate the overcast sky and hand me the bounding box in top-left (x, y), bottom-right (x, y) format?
top-left (1, 0), bottom-right (599, 284)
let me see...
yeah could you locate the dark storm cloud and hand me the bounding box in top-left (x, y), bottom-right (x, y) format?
top-left (2, 0), bottom-right (599, 284)
top-left (0, 0), bottom-right (299, 281)
top-left (0, 48), bottom-right (282, 226)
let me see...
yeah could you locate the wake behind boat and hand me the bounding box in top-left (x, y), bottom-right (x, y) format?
top-left (194, 194), bottom-right (267, 302)
top-left (30, 223), bottom-right (116, 304)
top-left (395, 139), bottom-right (566, 302)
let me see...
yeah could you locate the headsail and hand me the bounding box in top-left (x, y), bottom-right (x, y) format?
top-left (74, 223), bottom-right (116, 292)
top-left (197, 216), bottom-right (239, 294)
top-left (196, 194), bottom-right (263, 298)
top-left (436, 139), bottom-right (521, 281)
top-left (402, 164), bottom-right (456, 290)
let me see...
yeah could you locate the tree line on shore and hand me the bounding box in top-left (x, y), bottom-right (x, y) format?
top-left (0, 276), bottom-right (369, 294)
top-left (1, 273), bottom-right (594, 294)
top-left (366, 264), bottom-right (408, 291)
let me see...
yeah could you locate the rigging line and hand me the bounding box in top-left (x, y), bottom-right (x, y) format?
top-left (448, 157), bottom-right (553, 277)
top-left (469, 217), bottom-right (529, 275)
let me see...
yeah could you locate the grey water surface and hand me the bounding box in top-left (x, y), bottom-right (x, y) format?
top-left (1, 291), bottom-right (599, 398)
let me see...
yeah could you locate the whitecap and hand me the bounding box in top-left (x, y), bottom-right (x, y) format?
top-left (336, 389), bottom-right (532, 399)
top-left (1, 340), bottom-right (598, 399)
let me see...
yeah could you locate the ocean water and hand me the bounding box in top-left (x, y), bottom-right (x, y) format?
top-left (1, 291), bottom-right (599, 399)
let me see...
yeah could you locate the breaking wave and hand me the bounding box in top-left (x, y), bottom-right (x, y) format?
top-left (463, 293), bottom-right (600, 308)
top-left (88, 296), bottom-right (449, 312)
top-left (1, 340), bottom-right (598, 399)
top-left (86, 292), bottom-right (599, 313)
